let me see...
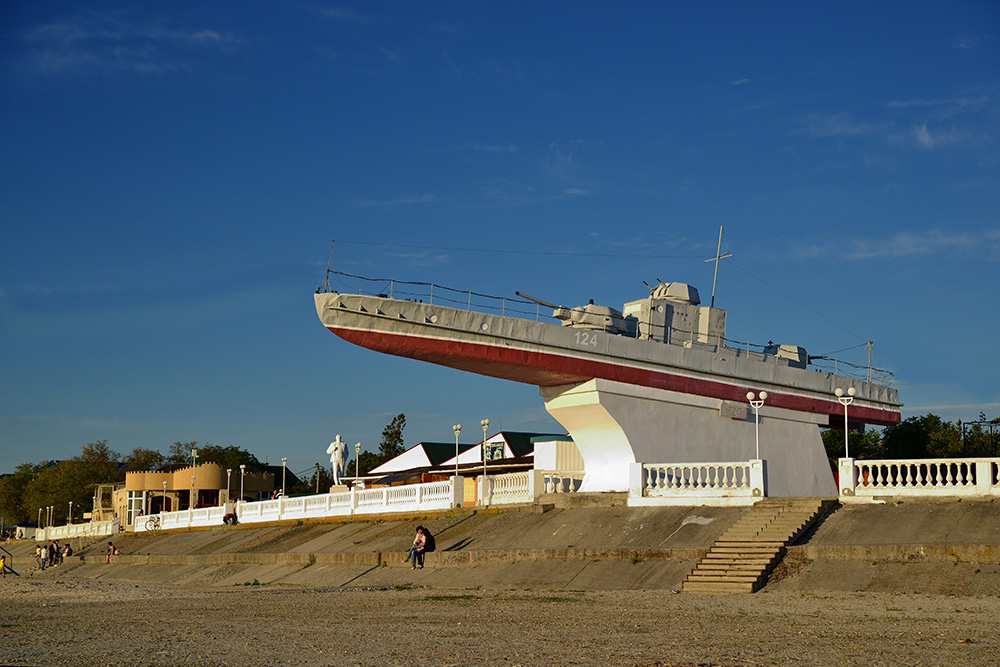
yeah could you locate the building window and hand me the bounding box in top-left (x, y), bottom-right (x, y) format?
top-left (126, 490), bottom-right (146, 526)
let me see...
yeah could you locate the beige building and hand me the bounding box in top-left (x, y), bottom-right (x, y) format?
top-left (115, 463), bottom-right (275, 528)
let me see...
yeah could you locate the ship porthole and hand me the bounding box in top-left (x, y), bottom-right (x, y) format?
top-left (429, 314), bottom-right (439, 323)
top-left (480, 322), bottom-right (489, 331)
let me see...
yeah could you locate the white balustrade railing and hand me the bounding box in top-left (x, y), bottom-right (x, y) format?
top-left (628, 460), bottom-right (766, 506)
top-left (542, 470), bottom-right (585, 494)
top-left (115, 469), bottom-right (586, 533)
top-left (479, 470), bottom-right (584, 506)
top-left (35, 518), bottom-right (119, 542)
top-left (130, 478), bottom-right (464, 532)
top-left (838, 457), bottom-right (1000, 499)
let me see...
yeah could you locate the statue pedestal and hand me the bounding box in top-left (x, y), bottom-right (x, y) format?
top-left (328, 485), bottom-right (349, 494)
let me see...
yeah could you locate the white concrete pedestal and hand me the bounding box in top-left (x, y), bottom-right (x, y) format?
top-left (541, 378), bottom-right (836, 497)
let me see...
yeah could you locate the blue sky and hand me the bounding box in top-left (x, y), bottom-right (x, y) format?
top-left (2, 1), bottom-right (998, 477)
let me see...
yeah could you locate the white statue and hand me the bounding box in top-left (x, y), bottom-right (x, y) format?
top-left (327, 434), bottom-right (349, 486)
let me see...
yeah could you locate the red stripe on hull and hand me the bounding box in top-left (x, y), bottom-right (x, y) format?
top-left (330, 327), bottom-right (900, 426)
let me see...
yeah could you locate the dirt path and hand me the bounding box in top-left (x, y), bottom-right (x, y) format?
top-left (3, 576), bottom-right (997, 666)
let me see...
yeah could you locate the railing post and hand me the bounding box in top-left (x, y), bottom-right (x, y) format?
top-left (416, 484), bottom-right (423, 509)
top-left (839, 458), bottom-right (857, 496)
top-left (451, 475), bottom-right (464, 508)
top-left (528, 469), bottom-right (543, 500)
top-left (350, 486), bottom-right (358, 515)
top-left (629, 462), bottom-right (645, 498)
top-left (749, 459), bottom-right (766, 497)
top-left (976, 460), bottom-right (992, 494)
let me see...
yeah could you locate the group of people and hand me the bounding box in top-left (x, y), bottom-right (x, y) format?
top-left (404, 526), bottom-right (436, 570)
top-left (34, 541), bottom-right (72, 570)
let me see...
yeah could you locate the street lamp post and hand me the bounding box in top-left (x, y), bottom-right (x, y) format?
top-left (191, 474), bottom-right (197, 509)
top-left (453, 424), bottom-right (462, 478)
top-left (68, 501), bottom-right (73, 525)
top-left (480, 418), bottom-right (490, 479)
top-left (239, 464), bottom-right (246, 509)
top-left (162, 480), bottom-right (168, 514)
top-left (191, 448), bottom-right (199, 469)
top-left (226, 468), bottom-right (232, 505)
top-left (480, 418), bottom-right (490, 506)
top-left (835, 387), bottom-right (857, 458)
top-left (281, 457), bottom-right (287, 496)
top-left (38, 508), bottom-right (42, 529)
top-left (746, 391), bottom-right (768, 459)
top-left (354, 442), bottom-right (361, 484)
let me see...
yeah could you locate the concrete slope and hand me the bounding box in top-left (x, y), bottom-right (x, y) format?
top-left (11, 496), bottom-right (1000, 594)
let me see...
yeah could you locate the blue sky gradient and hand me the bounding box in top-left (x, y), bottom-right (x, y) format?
top-left (2, 2), bottom-right (998, 476)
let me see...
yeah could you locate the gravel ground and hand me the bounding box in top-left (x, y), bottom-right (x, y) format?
top-left (2, 574), bottom-right (998, 667)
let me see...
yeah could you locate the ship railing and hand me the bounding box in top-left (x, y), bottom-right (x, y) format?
top-left (326, 270), bottom-right (543, 320)
top-left (838, 457), bottom-right (1000, 500)
top-left (627, 460), bottom-right (766, 507)
top-left (479, 470), bottom-right (584, 506)
top-left (326, 270), bottom-right (895, 388)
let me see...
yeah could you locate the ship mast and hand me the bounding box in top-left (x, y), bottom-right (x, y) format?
top-left (704, 225), bottom-right (733, 308)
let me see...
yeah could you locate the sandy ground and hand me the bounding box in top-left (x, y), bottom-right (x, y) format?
top-left (3, 574), bottom-right (998, 667)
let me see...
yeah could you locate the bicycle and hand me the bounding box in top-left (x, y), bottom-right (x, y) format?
top-left (144, 515), bottom-right (162, 532)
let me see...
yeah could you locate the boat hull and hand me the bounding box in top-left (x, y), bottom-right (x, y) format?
top-left (316, 292), bottom-right (901, 427)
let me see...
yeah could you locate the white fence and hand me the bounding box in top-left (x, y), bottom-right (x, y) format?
top-left (35, 519), bottom-right (119, 542)
top-left (480, 470), bottom-right (585, 506)
top-left (129, 470), bottom-right (585, 532)
top-left (628, 460), bottom-right (766, 507)
top-left (133, 478), bottom-right (464, 532)
top-left (838, 457), bottom-right (1000, 499)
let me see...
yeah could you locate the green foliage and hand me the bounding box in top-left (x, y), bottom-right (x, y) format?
top-left (882, 414), bottom-right (961, 459)
top-left (379, 413), bottom-right (406, 460)
top-left (822, 413), bottom-right (999, 462)
top-left (821, 428), bottom-right (883, 460)
top-left (197, 444), bottom-right (266, 473)
top-left (306, 465), bottom-right (336, 492)
top-left (126, 447), bottom-right (165, 472)
top-left (355, 450), bottom-right (384, 476)
top-left (166, 441), bottom-right (200, 466)
top-left (1, 440), bottom-right (125, 524)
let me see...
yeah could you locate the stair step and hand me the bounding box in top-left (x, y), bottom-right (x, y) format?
top-left (682, 581), bottom-right (757, 593)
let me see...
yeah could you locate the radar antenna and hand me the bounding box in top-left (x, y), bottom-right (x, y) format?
top-left (704, 225), bottom-right (733, 308)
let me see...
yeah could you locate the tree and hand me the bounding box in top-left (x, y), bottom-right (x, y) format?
top-left (0, 462), bottom-right (46, 524)
top-left (126, 447), bottom-right (165, 472)
top-left (19, 441), bottom-right (125, 525)
top-left (379, 413), bottom-right (406, 461)
top-left (821, 428), bottom-right (883, 461)
top-left (166, 441), bottom-right (200, 466)
top-left (881, 414), bottom-right (961, 459)
top-left (306, 464), bottom-right (336, 493)
top-left (355, 450), bottom-right (384, 477)
top-left (197, 444), bottom-right (266, 473)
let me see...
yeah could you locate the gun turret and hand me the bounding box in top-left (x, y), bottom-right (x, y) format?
top-left (515, 291), bottom-right (560, 310)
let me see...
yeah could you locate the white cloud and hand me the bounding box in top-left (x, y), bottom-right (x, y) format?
top-left (730, 78), bottom-right (752, 86)
top-left (911, 123), bottom-right (961, 149)
top-left (842, 229), bottom-right (997, 260)
top-left (17, 11), bottom-right (243, 77)
top-left (446, 143), bottom-right (518, 154)
top-left (797, 113), bottom-right (884, 138)
top-left (356, 195), bottom-right (437, 206)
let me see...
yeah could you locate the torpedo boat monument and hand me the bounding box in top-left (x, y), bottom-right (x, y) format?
top-left (315, 268), bottom-right (900, 498)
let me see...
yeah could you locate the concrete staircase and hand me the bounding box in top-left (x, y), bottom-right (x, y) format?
top-left (682, 498), bottom-right (836, 593)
